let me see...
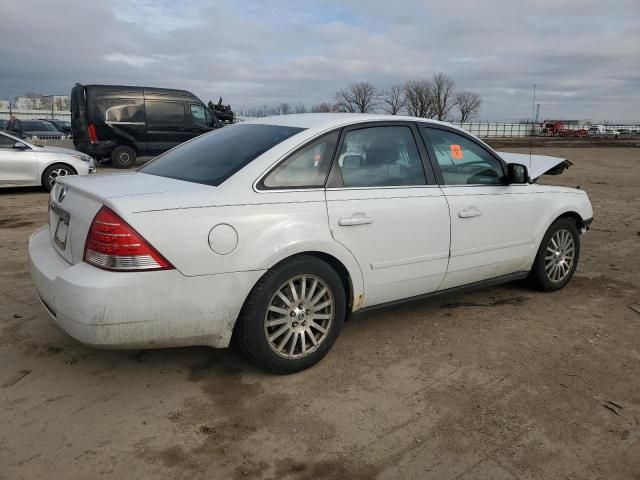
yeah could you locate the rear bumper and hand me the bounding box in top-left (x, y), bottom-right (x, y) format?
top-left (28, 227), bottom-right (263, 349)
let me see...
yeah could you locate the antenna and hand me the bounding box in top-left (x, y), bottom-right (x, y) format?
top-left (529, 83), bottom-right (536, 163)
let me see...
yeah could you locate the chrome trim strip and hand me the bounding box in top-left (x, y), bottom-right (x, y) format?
top-left (371, 252), bottom-right (450, 270)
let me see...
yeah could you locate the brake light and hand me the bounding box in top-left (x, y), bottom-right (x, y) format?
top-left (84, 206), bottom-right (173, 271)
top-left (87, 123), bottom-right (98, 144)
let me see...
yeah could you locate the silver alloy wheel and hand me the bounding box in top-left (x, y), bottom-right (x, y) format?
top-left (119, 152), bottom-right (131, 163)
top-left (48, 167), bottom-right (70, 187)
top-left (264, 274), bottom-right (335, 359)
top-left (544, 228), bottom-right (575, 283)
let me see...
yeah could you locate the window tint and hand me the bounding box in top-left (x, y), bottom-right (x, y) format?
top-left (422, 127), bottom-right (504, 185)
top-left (190, 104), bottom-right (206, 125)
top-left (140, 124), bottom-right (304, 186)
top-left (0, 133), bottom-right (16, 148)
top-left (335, 126), bottom-right (426, 188)
top-left (146, 101), bottom-right (185, 124)
top-left (104, 100), bottom-right (145, 123)
top-left (262, 131), bottom-right (338, 189)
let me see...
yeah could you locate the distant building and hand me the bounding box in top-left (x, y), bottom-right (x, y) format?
top-left (0, 100), bottom-right (9, 110)
top-left (14, 94), bottom-right (70, 111)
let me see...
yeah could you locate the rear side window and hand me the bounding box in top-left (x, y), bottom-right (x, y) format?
top-left (140, 124), bottom-right (304, 186)
top-left (0, 133), bottom-right (16, 148)
top-left (335, 126), bottom-right (426, 188)
top-left (146, 101), bottom-right (185, 124)
top-left (261, 131), bottom-right (339, 189)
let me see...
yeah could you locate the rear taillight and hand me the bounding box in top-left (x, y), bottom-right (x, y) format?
top-left (87, 123), bottom-right (98, 144)
top-left (84, 206), bottom-right (173, 271)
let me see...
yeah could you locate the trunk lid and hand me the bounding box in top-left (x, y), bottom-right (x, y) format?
top-left (48, 172), bottom-right (212, 264)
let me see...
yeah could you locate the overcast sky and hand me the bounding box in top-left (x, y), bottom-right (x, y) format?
top-left (2, 0), bottom-right (639, 121)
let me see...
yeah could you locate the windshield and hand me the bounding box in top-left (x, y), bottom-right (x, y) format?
top-left (22, 121), bottom-right (58, 131)
top-left (140, 124), bottom-right (305, 186)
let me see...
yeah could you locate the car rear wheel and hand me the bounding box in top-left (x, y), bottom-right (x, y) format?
top-left (235, 255), bottom-right (346, 374)
top-left (42, 163), bottom-right (76, 192)
top-left (111, 145), bottom-right (136, 169)
top-left (529, 218), bottom-right (580, 291)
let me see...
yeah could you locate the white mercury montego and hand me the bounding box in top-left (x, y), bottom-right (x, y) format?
top-left (29, 114), bottom-right (593, 373)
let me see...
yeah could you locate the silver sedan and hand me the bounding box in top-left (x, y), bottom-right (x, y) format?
top-left (0, 130), bottom-right (95, 191)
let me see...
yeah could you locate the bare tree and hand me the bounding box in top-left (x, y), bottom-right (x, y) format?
top-left (277, 102), bottom-right (292, 115)
top-left (335, 82), bottom-right (378, 113)
top-left (431, 72), bottom-right (456, 121)
top-left (381, 85), bottom-right (405, 115)
top-left (403, 79), bottom-right (433, 117)
top-left (294, 103), bottom-right (307, 114)
top-left (455, 91), bottom-right (481, 122)
top-left (311, 102), bottom-right (333, 113)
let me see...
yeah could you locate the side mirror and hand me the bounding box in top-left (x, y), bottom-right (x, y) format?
top-left (505, 163), bottom-right (529, 184)
top-left (13, 141), bottom-right (29, 150)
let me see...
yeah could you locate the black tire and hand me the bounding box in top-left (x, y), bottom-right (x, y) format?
top-left (42, 163), bottom-right (76, 192)
top-left (235, 255), bottom-right (346, 374)
top-left (529, 218), bottom-right (580, 292)
top-left (111, 146), bottom-right (136, 169)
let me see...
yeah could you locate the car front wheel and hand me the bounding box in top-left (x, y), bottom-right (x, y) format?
top-left (529, 218), bottom-right (581, 291)
top-left (235, 255), bottom-right (346, 374)
top-left (42, 163), bottom-right (76, 192)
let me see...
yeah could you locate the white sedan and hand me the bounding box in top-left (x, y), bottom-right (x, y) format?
top-left (29, 114), bottom-right (593, 373)
top-left (0, 130), bottom-right (95, 191)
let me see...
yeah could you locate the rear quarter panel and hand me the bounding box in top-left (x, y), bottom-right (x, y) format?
top-left (111, 189), bottom-right (365, 307)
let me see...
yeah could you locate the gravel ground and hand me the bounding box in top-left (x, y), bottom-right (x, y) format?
top-left (1, 147), bottom-right (639, 479)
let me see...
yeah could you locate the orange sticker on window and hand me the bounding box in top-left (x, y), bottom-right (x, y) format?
top-left (450, 144), bottom-right (463, 160)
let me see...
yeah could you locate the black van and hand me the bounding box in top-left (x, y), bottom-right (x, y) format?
top-left (71, 84), bottom-right (221, 168)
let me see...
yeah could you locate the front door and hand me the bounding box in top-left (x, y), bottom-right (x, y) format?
top-left (325, 123), bottom-right (450, 307)
top-left (420, 126), bottom-right (538, 289)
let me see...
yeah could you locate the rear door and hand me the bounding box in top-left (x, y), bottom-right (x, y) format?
top-left (0, 134), bottom-right (38, 185)
top-left (420, 125), bottom-right (538, 289)
top-left (325, 122), bottom-right (450, 307)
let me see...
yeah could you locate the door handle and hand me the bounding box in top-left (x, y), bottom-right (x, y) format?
top-left (458, 207), bottom-right (483, 218)
top-left (338, 214), bottom-right (373, 226)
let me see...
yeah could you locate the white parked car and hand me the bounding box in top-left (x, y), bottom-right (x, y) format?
top-left (0, 130), bottom-right (95, 191)
top-left (29, 114), bottom-right (593, 373)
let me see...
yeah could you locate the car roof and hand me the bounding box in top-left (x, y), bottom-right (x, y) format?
top-left (241, 113), bottom-right (459, 131)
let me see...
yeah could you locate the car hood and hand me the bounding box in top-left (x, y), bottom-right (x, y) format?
top-left (36, 145), bottom-right (82, 156)
top-left (497, 152), bottom-right (572, 180)
top-left (24, 130), bottom-right (64, 136)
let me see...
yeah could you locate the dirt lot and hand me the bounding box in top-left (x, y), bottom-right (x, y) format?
top-left (1, 147), bottom-right (639, 479)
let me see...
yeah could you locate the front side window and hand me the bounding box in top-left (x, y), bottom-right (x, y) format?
top-left (422, 127), bottom-right (504, 185)
top-left (190, 104), bottom-right (206, 126)
top-left (335, 126), bottom-right (426, 188)
top-left (140, 124), bottom-right (304, 186)
top-left (146, 101), bottom-right (185, 124)
top-left (262, 131), bottom-right (338, 189)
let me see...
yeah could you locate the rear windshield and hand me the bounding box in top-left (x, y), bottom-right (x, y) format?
top-left (140, 124), bottom-right (304, 186)
top-left (22, 121), bottom-right (58, 131)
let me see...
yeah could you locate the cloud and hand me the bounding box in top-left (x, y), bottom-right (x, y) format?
top-left (104, 53), bottom-right (159, 68)
top-left (0, 0), bottom-right (639, 121)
